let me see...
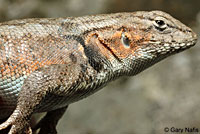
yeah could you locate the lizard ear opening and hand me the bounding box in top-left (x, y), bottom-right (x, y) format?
top-left (121, 32), bottom-right (130, 48)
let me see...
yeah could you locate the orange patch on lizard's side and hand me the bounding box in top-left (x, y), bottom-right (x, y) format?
top-left (0, 55), bottom-right (68, 80)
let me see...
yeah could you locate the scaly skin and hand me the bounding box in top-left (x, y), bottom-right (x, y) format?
top-left (0, 11), bottom-right (197, 134)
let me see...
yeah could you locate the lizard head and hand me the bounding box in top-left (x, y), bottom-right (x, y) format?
top-left (87, 11), bottom-right (197, 75)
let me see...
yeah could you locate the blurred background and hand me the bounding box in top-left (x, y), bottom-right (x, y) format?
top-left (0, 0), bottom-right (199, 134)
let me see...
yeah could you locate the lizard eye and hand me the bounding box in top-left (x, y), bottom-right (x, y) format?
top-left (121, 32), bottom-right (130, 48)
top-left (153, 17), bottom-right (167, 31)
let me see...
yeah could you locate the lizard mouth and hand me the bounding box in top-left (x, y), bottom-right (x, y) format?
top-left (163, 39), bottom-right (197, 51)
top-left (144, 39), bottom-right (197, 55)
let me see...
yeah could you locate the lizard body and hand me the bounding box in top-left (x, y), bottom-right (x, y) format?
top-left (0, 11), bottom-right (197, 134)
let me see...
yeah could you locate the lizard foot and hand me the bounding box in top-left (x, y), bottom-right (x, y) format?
top-left (0, 114), bottom-right (32, 134)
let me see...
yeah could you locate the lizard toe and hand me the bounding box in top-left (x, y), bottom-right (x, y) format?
top-left (9, 124), bottom-right (32, 134)
top-left (0, 116), bottom-right (15, 131)
top-left (0, 113), bottom-right (32, 134)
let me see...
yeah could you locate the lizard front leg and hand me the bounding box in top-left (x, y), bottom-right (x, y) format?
top-left (0, 70), bottom-right (51, 134)
top-left (0, 63), bottom-right (82, 134)
top-left (34, 106), bottom-right (68, 134)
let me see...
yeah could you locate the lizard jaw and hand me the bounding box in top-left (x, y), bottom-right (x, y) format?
top-left (141, 37), bottom-right (197, 56)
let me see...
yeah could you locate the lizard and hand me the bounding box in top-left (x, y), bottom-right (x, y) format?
top-left (0, 10), bottom-right (197, 134)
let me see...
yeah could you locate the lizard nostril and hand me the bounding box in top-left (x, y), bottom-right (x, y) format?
top-left (186, 30), bottom-right (193, 34)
